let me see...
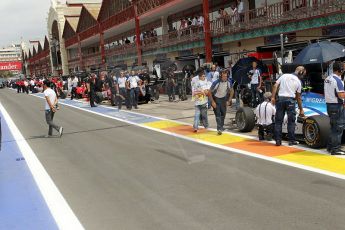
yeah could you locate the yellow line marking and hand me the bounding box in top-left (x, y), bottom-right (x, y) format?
top-left (276, 151), bottom-right (345, 175)
top-left (143, 120), bottom-right (183, 129)
top-left (188, 131), bottom-right (247, 145)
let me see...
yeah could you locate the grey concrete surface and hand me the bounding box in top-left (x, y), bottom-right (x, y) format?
top-left (1, 89), bottom-right (345, 230)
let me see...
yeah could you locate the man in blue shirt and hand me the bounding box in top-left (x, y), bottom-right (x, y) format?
top-left (324, 61), bottom-right (345, 155)
top-left (210, 69), bottom-right (232, 135)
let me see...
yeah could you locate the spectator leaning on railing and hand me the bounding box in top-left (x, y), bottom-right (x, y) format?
top-left (237, 0), bottom-right (244, 22)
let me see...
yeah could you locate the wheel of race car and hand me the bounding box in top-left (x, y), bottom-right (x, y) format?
top-left (303, 115), bottom-right (330, 148)
top-left (235, 107), bottom-right (255, 132)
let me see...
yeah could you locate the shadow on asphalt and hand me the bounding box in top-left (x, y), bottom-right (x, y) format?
top-left (155, 148), bottom-right (188, 162)
top-left (1, 124), bottom-right (132, 144)
top-left (155, 148), bottom-right (206, 164)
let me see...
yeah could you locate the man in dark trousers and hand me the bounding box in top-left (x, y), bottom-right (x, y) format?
top-left (87, 73), bottom-right (97, 107)
top-left (271, 66), bottom-right (305, 146)
top-left (248, 61), bottom-right (262, 107)
top-left (324, 61), bottom-right (345, 155)
top-left (210, 69), bottom-right (233, 135)
top-left (117, 71), bottom-right (127, 110)
top-left (105, 71), bottom-right (117, 106)
top-left (43, 80), bottom-right (63, 137)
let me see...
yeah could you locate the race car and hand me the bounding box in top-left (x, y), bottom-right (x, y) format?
top-left (235, 91), bottom-right (331, 149)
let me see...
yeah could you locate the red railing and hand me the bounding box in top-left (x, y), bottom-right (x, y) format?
top-left (136, 0), bottom-right (176, 16)
top-left (28, 50), bottom-right (50, 63)
top-left (83, 52), bottom-right (101, 67)
top-left (68, 58), bottom-right (80, 67)
top-left (141, 26), bottom-right (204, 51)
top-left (68, 56), bottom-right (80, 63)
top-left (79, 25), bottom-right (100, 42)
top-left (105, 43), bottom-right (136, 56)
top-left (65, 35), bottom-right (79, 48)
top-left (101, 6), bottom-right (135, 31)
top-left (210, 0), bottom-right (344, 36)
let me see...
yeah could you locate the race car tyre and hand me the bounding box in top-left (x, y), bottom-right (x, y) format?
top-left (303, 115), bottom-right (330, 148)
top-left (235, 107), bottom-right (255, 132)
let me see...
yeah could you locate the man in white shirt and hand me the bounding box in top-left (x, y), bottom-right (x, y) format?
top-left (117, 71), bottom-right (128, 110)
top-left (237, 0), bottom-right (244, 22)
top-left (210, 65), bottom-right (220, 83)
top-left (255, 92), bottom-right (276, 141)
top-left (30, 79), bottom-right (35, 92)
top-left (324, 61), bottom-right (345, 155)
top-left (70, 75), bottom-right (79, 100)
top-left (43, 80), bottom-right (63, 138)
top-left (192, 16), bottom-right (198, 26)
top-left (67, 76), bottom-right (72, 94)
top-left (126, 70), bottom-right (141, 110)
top-left (198, 15), bottom-right (204, 27)
top-left (248, 61), bottom-right (262, 107)
top-left (23, 80), bottom-right (29, 94)
top-left (272, 66), bottom-right (305, 146)
top-left (192, 70), bottom-right (211, 132)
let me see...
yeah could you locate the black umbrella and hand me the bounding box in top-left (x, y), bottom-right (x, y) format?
top-left (232, 57), bottom-right (267, 85)
top-left (293, 41), bottom-right (345, 65)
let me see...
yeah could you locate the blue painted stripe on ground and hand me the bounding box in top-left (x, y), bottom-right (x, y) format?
top-left (0, 109), bottom-right (58, 230)
top-left (52, 97), bottom-right (160, 124)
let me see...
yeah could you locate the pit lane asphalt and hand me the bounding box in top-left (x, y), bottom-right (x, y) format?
top-left (1, 88), bottom-right (345, 230)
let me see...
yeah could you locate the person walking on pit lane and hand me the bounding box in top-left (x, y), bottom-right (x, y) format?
top-left (126, 70), bottom-right (141, 110)
top-left (70, 75), bottom-right (79, 100)
top-left (43, 80), bottom-right (63, 138)
top-left (271, 66), bottom-right (305, 146)
top-left (117, 71), bottom-right (128, 110)
top-left (192, 70), bottom-right (212, 132)
top-left (210, 69), bottom-right (233, 135)
top-left (324, 61), bottom-right (345, 155)
top-left (87, 73), bottom-right (97, 107)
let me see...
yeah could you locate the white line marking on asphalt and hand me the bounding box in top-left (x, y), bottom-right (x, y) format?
top-left (0, 102), bottom-right (84, 230)
top-left (27, 93), bottom-right (345, 181)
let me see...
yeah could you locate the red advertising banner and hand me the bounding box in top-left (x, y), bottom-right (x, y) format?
top-left (0, 61), bottom-right (22, 71)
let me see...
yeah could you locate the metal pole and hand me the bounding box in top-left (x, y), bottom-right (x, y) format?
top-left (280, 33), bottom-right (284, 64)
top-left (99, 24), bottom-right (106, 69)
top-left (203, 0), bottom-right (212, 63)
top-left (134, 4), bottom-right (142, 66)
top-left (77, 34), bottom-right (83, 71)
